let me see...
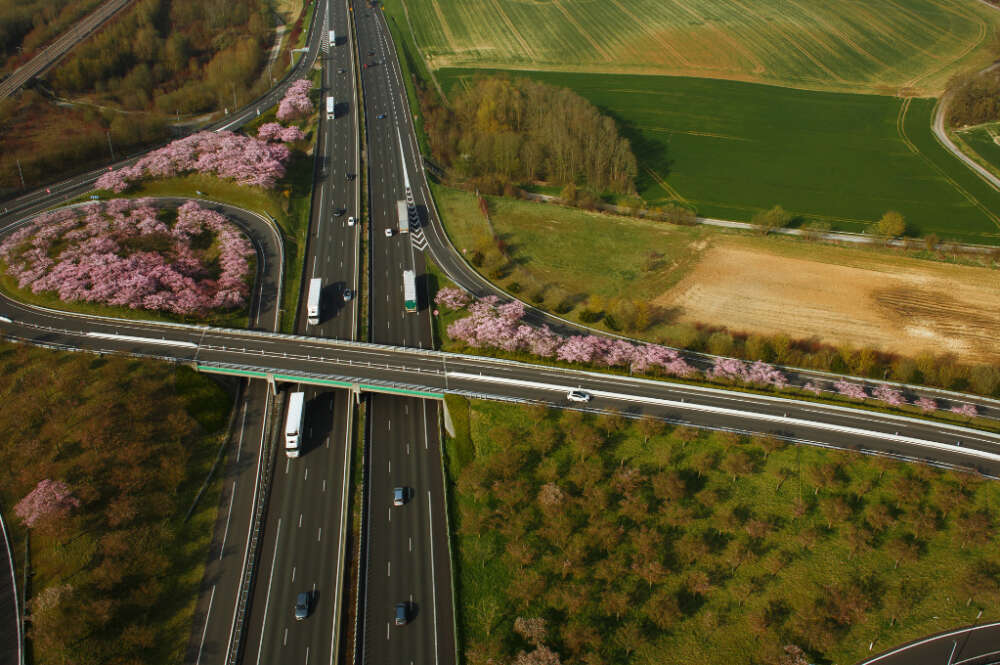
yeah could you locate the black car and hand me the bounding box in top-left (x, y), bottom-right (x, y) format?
top-left (368, 50), bottom-right (375, 56)
top-left (395, 602), bottom-right (408, 626)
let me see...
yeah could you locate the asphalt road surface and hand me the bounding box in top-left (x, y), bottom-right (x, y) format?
top-left (858, 622), bottom-right (1000, 665)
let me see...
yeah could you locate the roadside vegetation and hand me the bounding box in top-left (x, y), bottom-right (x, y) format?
top-left (0, 0), bottom-right (104, 74)
top-left (0, 0), bottom-right (311, 194)
top-left (444, 398), bottom-right (1000, 665)
top-left (89, 75), bottom-right (321, 332)
top-left (0, 343), bottom-right (232, 664)
top-left (430, 184), bottom-right (1000, 398)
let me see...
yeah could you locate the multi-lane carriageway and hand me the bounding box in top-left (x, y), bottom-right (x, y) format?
top-left (1, 0), bottom-right (1000, 664)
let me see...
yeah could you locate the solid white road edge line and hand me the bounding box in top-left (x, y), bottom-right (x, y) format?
top-left (446, 372), bottom-right (1000, 463)
top-left (86, 331), bottom-right (197, 347)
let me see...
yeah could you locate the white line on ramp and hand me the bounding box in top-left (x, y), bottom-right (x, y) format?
top-left (86, 332), bottom-right (197, 348)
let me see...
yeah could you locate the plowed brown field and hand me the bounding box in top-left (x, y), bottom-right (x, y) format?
top-left (656, 239), bottom-right (1000, 362)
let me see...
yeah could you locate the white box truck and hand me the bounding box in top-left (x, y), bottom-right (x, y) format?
top-left (307, 277), bottom-right (322, 325)
top-left (326, 95), bottom-right (335, 120)
top-left (285, 391), bottom-right (305, 458)
top-left (329, 29), bottom-right (336, 46)
top-left (396, 200), bottom-right (409, 234)
top-left (403, 270), bottom-right (417, 313)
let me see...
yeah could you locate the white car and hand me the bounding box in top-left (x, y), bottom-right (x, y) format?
top-left (347, 216), bottom-right (356, 226)
top-left (384, 228), bottom-right (393, 238)
top-left (567, 390), bottom-right (591, 403)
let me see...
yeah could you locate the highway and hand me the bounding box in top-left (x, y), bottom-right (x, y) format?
top-left (240, 1), bottom-right (362, 664)
top-left (0, 1), bottom-right (999, 663)
top-left (353, 3), bottom-right (457, 665)
top-left (0, 0), bottom-right (136, 100)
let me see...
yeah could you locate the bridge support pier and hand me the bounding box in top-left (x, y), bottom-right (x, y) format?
top-left (265, 372), bottom-right (276, 396)
top-left (352, 383), bottom-right (362, 405)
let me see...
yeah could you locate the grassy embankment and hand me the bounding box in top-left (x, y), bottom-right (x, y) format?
top-left (444, 397), bottom-right (1000, 665)
top-left (437, 68), bottom-right (1000, 245)
top-left (0, 343), bottom-right (232, 664)
top-left (389, 0), bottom-right (996, 96)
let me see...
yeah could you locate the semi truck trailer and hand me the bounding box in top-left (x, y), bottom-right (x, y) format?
top-left (396, 200), bottom-right (409, 234)
top-left (285, 391), bottom-right (305, 458)
top-left (403, 270), bottom-right (417, 313)
top-left (307, 277), bottom-right (322, 325)
top-left (326, 95), bottom-right (335, 119)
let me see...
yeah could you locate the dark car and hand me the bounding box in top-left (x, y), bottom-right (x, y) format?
top-left (338, 68), bottom-right (346, 74)
top-left (368, 50), bottom-right (375, 56)
top-left (376, 113), bottom-right (386, 119)
top-left (395, 602), bottom-right (408, 626)
top-left (295, 592), bottom-right (311, 620)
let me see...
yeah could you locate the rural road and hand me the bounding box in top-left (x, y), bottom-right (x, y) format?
top-left (0, 0), bottom-right (136, 100)
top-left (932, 93), bottom-right (1000, 193)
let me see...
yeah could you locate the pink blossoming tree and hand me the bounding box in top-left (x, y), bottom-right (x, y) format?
top-left (0, 200), bottom-right (255, 315)
top-left (872, 384), bottom-right (906, 407)
top-left (950, 403), bottom-right (979, 418)
top-left (834, 380), bottom-right (867, 400)
top-left (434, 287), bottom-right (472, 311)
top-left (276, 79), bottom-right (314, 122)
top-left (95, 131), bottom-right (292, 193)
top-left (914, 396), bottom-right (937, 413)
top-left (14, 479), bottom-right (80, 527)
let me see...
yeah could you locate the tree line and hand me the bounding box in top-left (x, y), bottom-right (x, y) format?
top-left (421, 75), bottom-right (638, 196)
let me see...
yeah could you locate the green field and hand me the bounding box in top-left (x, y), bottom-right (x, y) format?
top-left (953, 122), bottom-right (1000, 179)
top-left (446, 398), bottom-right (1000, 665)
top-left (438, 69), bottom-right (1000, 244)
top-left (388, 0), bottom-right (998, 95)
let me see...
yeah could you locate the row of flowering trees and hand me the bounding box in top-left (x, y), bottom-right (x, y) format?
top-left (0, 199), bottom-right (255, 315)
top-left (435, 287), bottom-right (980, 417)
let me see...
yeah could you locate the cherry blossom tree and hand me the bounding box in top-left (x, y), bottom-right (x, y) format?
top-left (834, 379), bottom-right (867, 400)
top-left (95, 130), bottom-right (292, 192)
top-left (872, 384), bottom-right (906, 407)
top-left (950, 403), bottom-right (979, 418)
top-left (276, 79), bottom-right (314, 121)
top-left (434, 287), bottom-right (472, 310)
top-left (0, 200), bottom-right (254, 315)
top-left (14, 479), bottom-right (80, 527)
top-left (803, 381), bottom-right (823, 395)
top-left (257, 122), bottom-right (306, 143)
top-left (914, 396), bottom-right (937, 413)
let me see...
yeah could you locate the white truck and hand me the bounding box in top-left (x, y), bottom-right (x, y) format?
top-left (307, 277), bottom-right (322, 325)
top-left (285, 391), bottom-right (305, 458)
top-left (403, 270), bottom-right (417, 313)
top-left (326, 95), bottom-right (335, 120)
top-left (396, 200), bottom-right (409, 234)
top-left (329, 29), bottom-right (336, 46)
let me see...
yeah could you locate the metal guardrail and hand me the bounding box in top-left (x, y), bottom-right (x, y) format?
top-left (226, 389), bottom-right (277, 665)
top-left (0, 504), bottom-right (22, 665)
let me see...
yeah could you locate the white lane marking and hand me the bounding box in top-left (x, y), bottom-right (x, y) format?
top-left (304, 467), bottom-right (309, 481)
top-left (235, 401), bottom-right (249, 464)
top-left (298, 513), bottom-right (303, 528)
top-left (318, 527), bottom-right (322, 541)
top-left (283, 628), bottom-right (288, 646)
top-left (386, 622), bottom-right (390, 641)
top-left (305, 646), bottom-right (310, 665)
top-left (219, 482), bottom-right (236, 560)
top-left (387, 560), bottom-right (391, 577)
top-left (285, 458), bottom-right (290, 475)
top-left (255, 517), bottom-right (282, 665)
top-left (388, 507), bottom-right (391, 523)
top-left (86, 331), bottom-right (196, 347)
top-left (447, 372), bottom-right (1000, 462)
top-left (859, 622), bottom-right (1000, 664)
top-left (409, 537), bottom-right (412, 552)
top-left (322, 479), bottom-right (327, 492)
top-left (428, 489), bottom-right (440, 665)
top-left (292, 566), bottom-right (296, 582)
top-left (195, 585), bottom-right (216, 665)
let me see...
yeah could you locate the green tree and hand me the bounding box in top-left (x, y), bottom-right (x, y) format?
top-left (753, 205), bottom-right (794, 232)
top-left (872, 210), bottom-right (906, 237)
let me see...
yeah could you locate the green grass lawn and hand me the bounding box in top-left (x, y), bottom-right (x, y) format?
top-left (437, 69), bottom-right (1000, 244)
top-left (445, 398), bottom-right (1000, 665)
top-left (386, 0), bottom-right (997, 95)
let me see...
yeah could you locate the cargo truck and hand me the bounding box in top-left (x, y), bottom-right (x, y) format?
top-left (285, 391), bottom-right (305, 458)
top-left (396, 200), bottom-right (409, 234)
top-left (307, 277), bottom-right (322, 325)
top-left (326, 96), bottom-right (335, 120)
top-left (329, 29), bottom-right (336, 46)
top-left (403, 270), bottom-right (417, 313)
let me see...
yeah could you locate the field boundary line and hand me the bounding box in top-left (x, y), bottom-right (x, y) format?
top-left (906, 0), bottom-right (988, 90)
top-left (427, 0), bottom-right (459, 57)
top-left (785, 0), bottom-right (889, 71)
